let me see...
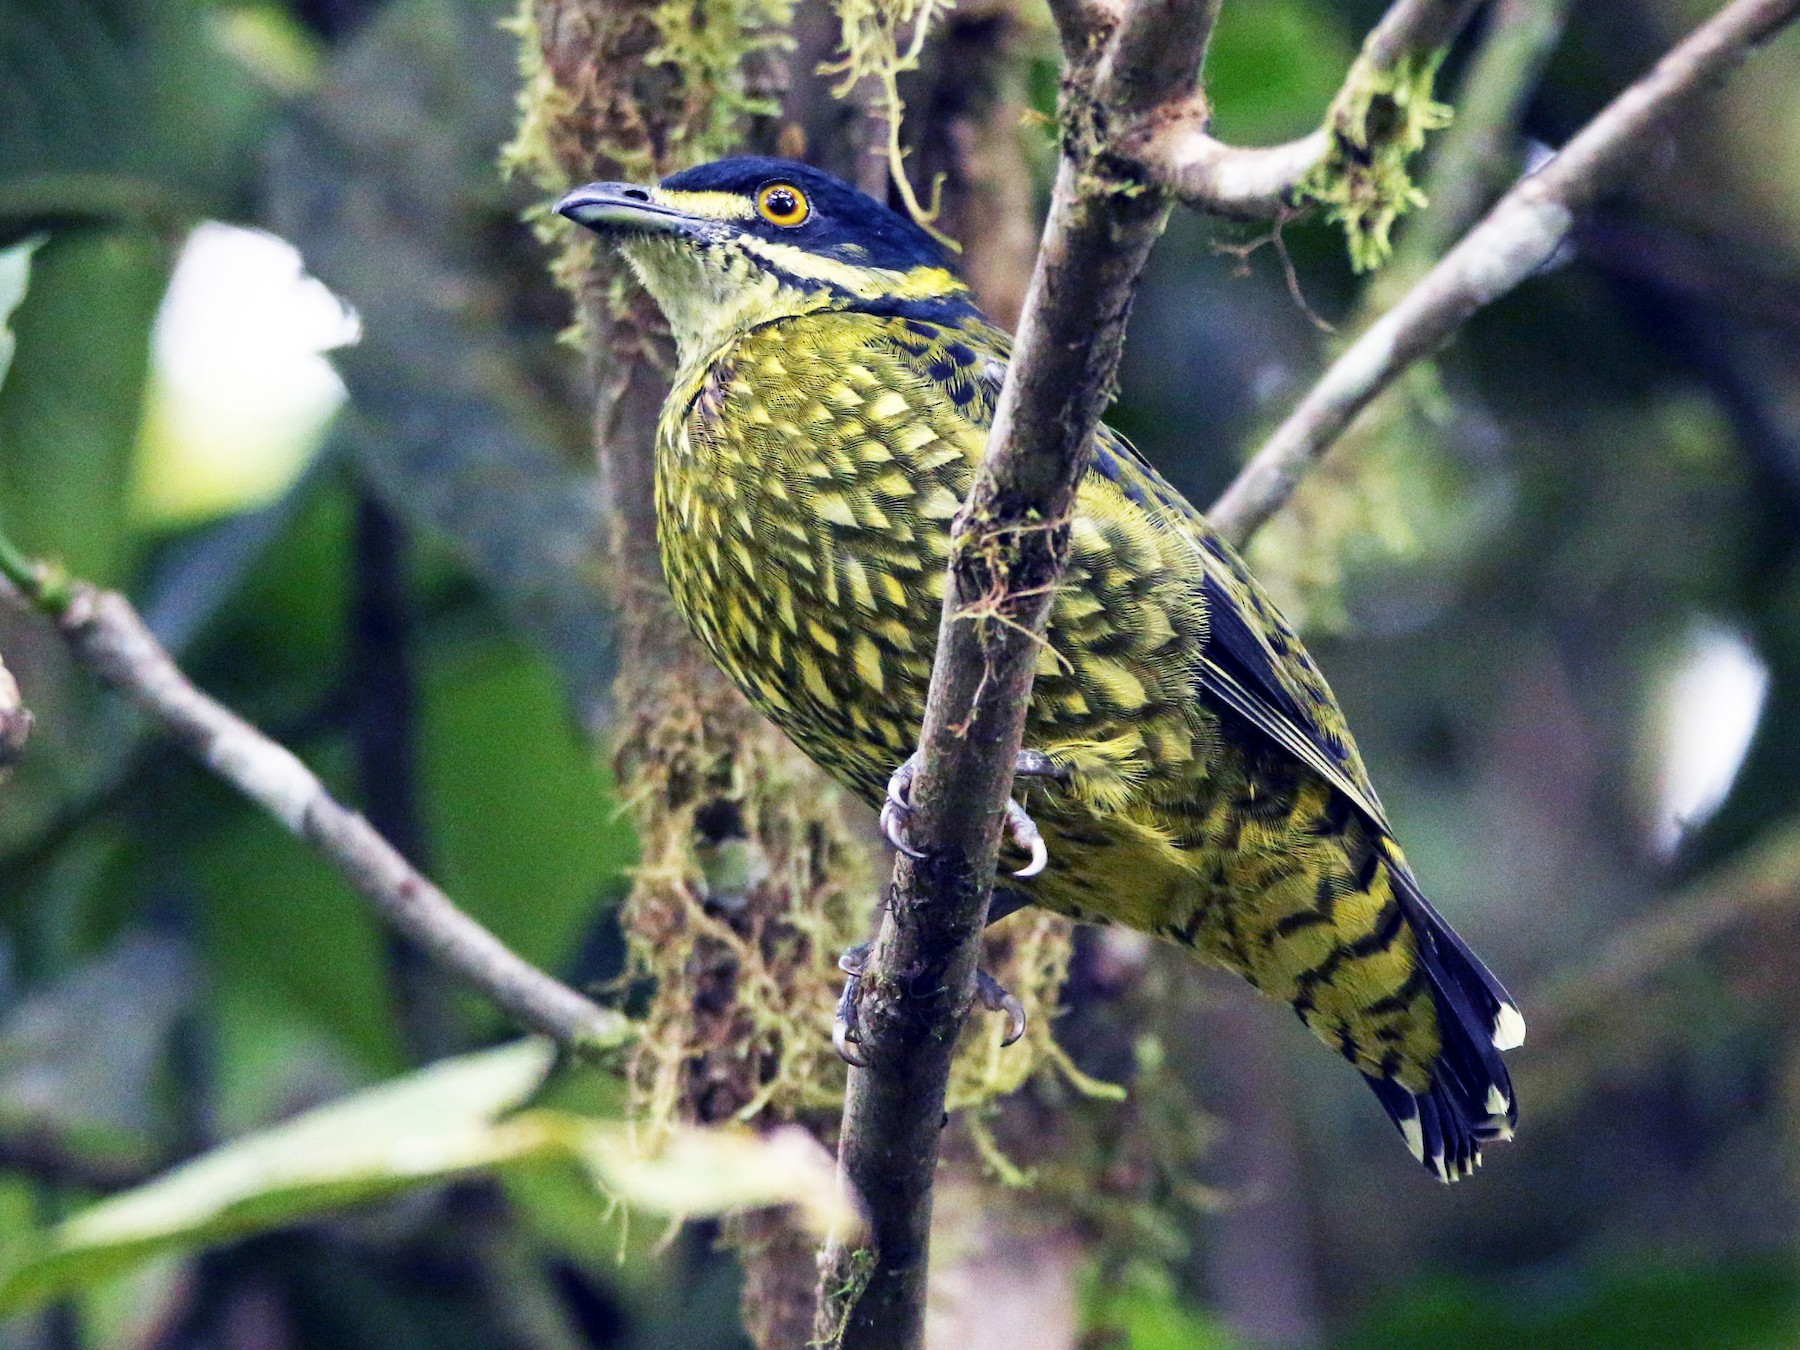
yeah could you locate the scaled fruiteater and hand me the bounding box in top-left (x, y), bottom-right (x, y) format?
top-left (557, 158), bottom-right (1523, 1181)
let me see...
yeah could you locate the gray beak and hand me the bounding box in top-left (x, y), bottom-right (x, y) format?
top-left (554, 183), bottom-right (704, 238)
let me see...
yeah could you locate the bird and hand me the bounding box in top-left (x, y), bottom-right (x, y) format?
top-left (556, 157), bottom-right (1523, 1181)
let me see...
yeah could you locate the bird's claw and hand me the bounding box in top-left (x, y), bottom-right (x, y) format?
top-left (879, 760), bottom-right (926, 859)
top-left (832, 943), bottom-right (1026, 1062)
top-left (879, 750), bottom-right (1062, 878)
top-left (976, 967), bottom-right (1028, 1046)
top-left (1004, 799), bottom-right (1048, 878)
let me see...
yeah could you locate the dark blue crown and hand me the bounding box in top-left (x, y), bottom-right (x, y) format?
top-left (660, 158), bottom-right (957, 275)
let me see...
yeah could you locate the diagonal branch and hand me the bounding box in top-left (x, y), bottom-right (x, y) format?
top-left (1208, 0), bottom-right (1800, 548)
top-left (0, 551), bottom-right (630, 1055)
top-left (813, 2), bottom-right (1213, 1347)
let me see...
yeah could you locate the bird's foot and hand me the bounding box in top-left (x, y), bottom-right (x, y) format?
top-left (878, 749), bottom-right (1067, 878)
top-left (833, 943), bottom-right (872, 1068)
top-left (831, 942), bottom-right (1028, 1068)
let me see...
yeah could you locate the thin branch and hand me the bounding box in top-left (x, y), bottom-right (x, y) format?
top-left (1136, 0), bottom-right (1486, 218)
top-left (0, 553), bottom-right (630, 1055)
top-left (814, 2), bottom-right (1211, 1346)
top-left (1208, 0), bottom-right (1800, 548)
top-left (1143, 130), bottom-right (1328, 220)
top-left (1359, 0), bottom-right (1487, 72)
top-left (1402, 0), bottom-right (1575, 268)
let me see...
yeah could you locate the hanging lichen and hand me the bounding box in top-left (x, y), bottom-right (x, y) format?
top-left (823, 0), bottom-right (961, 247)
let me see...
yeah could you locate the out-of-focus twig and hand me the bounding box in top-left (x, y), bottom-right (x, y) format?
top-left (1208, 0), bottom-right (1800, 548)
top-left (351, 492), bottom-right (460, 1063)
top-left (814, 3), bottom-right (1215, 1347)
top-left (0, 546), bottom-right (629, 1055)
top-left (1530, 818), bottom-right (1800, 1049)
top-left (1398, 0), bottom-right (1574, 272)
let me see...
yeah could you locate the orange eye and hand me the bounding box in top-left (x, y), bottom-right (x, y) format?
top-left (756, 183), bottom-right (810, 227)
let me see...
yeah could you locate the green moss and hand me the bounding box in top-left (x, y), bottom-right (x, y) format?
top-left (811, 1244), bottom-right (877, 1349)
top-left (1302, 50), bottom-right (1454, 272)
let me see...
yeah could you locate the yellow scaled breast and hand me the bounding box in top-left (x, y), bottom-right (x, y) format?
top-left (655, 313), bottom-right (1215, 832)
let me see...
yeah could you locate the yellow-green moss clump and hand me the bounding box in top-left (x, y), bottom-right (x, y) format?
top-left (1303, 50), bottom-right (1454, 272)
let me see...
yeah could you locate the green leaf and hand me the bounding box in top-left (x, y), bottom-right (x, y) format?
top-left (0, 1039), bottom-right (853, 1316)
top-left (1204, 0), bottom-right (1355, 146)
top-left (0, 0), bottom-right (270, 228)
top-left (0, 1039), bottom-right (556, 1314)
top-left (419, 635), bottom-right (635, 983)
top-left (0, 228), bottom-right (171, 586)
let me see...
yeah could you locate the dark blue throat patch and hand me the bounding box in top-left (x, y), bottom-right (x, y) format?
top-left (660, 157), bottom-right (957, 277)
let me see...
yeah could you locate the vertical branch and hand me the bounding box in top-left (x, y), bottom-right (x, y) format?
top-left (814, 4), bottom-right (1216, 1346)
top-left (513, 4), bottom-right (877, 1345)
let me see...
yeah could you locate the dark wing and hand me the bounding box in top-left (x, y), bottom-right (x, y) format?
top-left (1092, 425), bottom-right (1391, 832)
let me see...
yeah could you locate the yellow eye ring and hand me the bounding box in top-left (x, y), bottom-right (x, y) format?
top-left (756, 182), bottom-right (810, 228)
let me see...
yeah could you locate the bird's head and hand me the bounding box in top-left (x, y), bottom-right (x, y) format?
top-left (555, 157), bottom-right (977, 364)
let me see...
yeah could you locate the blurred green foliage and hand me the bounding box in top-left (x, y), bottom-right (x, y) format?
top-left (1206, 0), bottom-right (1355, 145)
top-left (1345, 1263), bottom-right (1800, 1350)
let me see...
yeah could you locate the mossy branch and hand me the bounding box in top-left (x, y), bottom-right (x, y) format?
top-left (0, 530), bottom-right (631, 1055)
top-left (1302, 49), bottom-right (1454, 271)
top-left (1130, 0), bottom-right (1486, 268)
top-left (1209, 0), bottom-right (1800, 548)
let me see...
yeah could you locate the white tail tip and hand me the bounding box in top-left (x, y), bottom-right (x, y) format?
top-left (1492, 1003), bottom-right (1527, 1051)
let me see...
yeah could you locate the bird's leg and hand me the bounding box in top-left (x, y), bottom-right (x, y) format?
top-left (833, 886), bottom-right (1034, 1066)
top-left (879, 749), bottom-right (1068, 878)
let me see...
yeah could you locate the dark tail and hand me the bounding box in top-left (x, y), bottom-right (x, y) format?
top-left (1363, 859), bottom-right (1523, 1182)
